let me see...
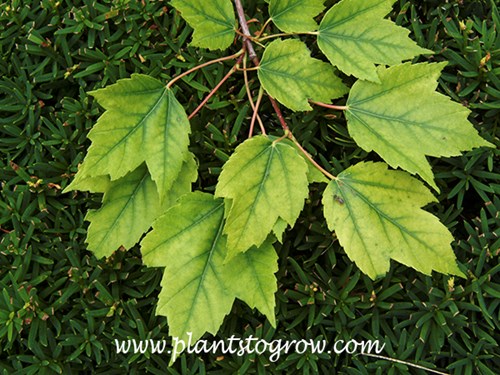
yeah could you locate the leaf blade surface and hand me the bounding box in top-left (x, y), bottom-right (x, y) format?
top-left (317, 0), bottom-right (430, 82)
top-left (85, 165), bottom-right (158, 258)
top-left (85, 157), bottom-right (196, 258)
top-left (141, 192), bottom-right (233, 345)
top-left (227, 240), bottom-right (278, 326)
top-left (171, 0), bottom-right (236, 50)
top-left (269, 0), bottom-right (325, 33)
top-left (215, 136), bottom-right (309, 257)
top-left (346, 62), bottom-right (494, 190)
top-left (322, 162), bottom-right (465, 279)
top-left (84, 74), bottom-right (190, 201)
top-left (140, 192), bottom-right (278, 349)
top-left (258, 39), bottom-right (348, 111)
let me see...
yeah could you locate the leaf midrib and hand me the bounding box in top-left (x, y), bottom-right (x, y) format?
top-left (179, 210), bottom-right (227, 335)
top-left (261, 65), bottom-right (328, 86)
top-left (319, 0), bottom-right (387, 32)
top-left (349, 106), bottom-right (463, 134)
top-left (231, 146), bottom-right (276, 251)
top-left (346, 109), bottom-right (424, 174)
top-left (178, 0), bottom-right (234, 29)
top-left (339, 178), bottom-right (441, 255)
top-left (271, 0), bottom-right (303, 21)
top-left (319, 28), bottom-right (411, 51)
top-left (347, 69), bottom-right (438, 106)
top-left (142, 201), bottom-right (224, 257)
top-left (89, 168), bottom-right (150, 250)
top-left (333, 183), bottom-right (378, 275)
top-left (88, 87), bottom-right (167, 175)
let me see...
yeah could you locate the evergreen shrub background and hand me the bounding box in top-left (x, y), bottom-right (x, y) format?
top-left (0, 0), bottom-right (498, 373)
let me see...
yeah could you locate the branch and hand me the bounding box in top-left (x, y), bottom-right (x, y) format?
top-left (234, 0), bottom-right (335, 180)
top-left (234, 0), bottom-right (257, 60)
top-left (234, 0), bottom-right (290, 133)
top-left (268, 96), bottom-right (290, 132)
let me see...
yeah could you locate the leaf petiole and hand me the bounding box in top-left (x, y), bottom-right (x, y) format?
top-left (243, 53), bottom-right (265, 134)
top-left (234, 0), bottom-right (332, 181)
top-left (255, 30), bottom-right (320, 43)
top-left (189, 54), bottom-right (245, 120)
top-left (256, 32), bottom-right (294, 42)
top-left (272, 130), bottom-right (290, 145)
top-left (256, 18), bottom-right (273, 38)
top-left (289, 135), bottom-right (336, 180)
top-left (249, 87), bottom-right (266, 137)
top-left (234, 28), bottom-right (267, 49)
top-left (310, 100), bottom-right (348, 111)
top-left (237, 66), bottom-right (260, 71)
top-left (167, 49), bottom-right (244, 89)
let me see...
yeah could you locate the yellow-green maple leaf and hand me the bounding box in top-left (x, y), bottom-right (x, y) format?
top-left (323, 162), bottom-right (465, 279)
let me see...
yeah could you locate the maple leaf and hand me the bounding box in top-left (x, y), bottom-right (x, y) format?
top-left (323, 162), bottom-right (466, 279)
top-left (272, 218), bottom-right (288, 243)
top-left (317, 0), bottom-right (431, 82)
top-left (345, 62), bottom-right (494, 190)
top-left (215, 136), bottom-right (309, 258)
top-left (170, 0), bottom-right (236, 50)
top-left (81, 74), bottom-right (190, 202)
top-left (84, 157), bottom-right (196, 258)
top-left (141, 193), bottom-right (234, 352)
top-left (63, 169), bottom-right (110, 193)
top-left (258, 39), bottom-right (348, 111)
top-left (227, 239), bottom-right (278, 327)
top-left (140, 192), bottom-right (278, 358)
top-left (269, 0), bottom-right (325, 33)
